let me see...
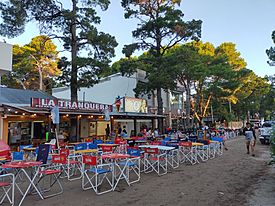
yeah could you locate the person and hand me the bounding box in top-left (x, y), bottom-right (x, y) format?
top-left (243, 122), bottom-right (257, 156)
top-left (118, 125), bottom-right (122, 135)
top-left (122, 126), bottom-right (127, 134)
top-left (153, 128), bottom-right (159, 139)
top-left (105, 124), bottom-right (110, 139)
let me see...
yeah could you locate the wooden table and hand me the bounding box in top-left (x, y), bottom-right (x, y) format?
top-left (73, 149), bottom-right (98, 154)
top-left (192, 142), bottom-right (204, 147)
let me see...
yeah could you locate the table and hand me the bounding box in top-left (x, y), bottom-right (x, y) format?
top-left (23, 147), bottom-right (37, 160)
top-left (192, 142), bottom-right (204, 146)
top-left (138, 145), bottom-right (175, 151)
top-left (68, 142), bottom-right (83, 145)
top-left (102, 153), bottom-right (138, 190)
top-left (97, 144), bottom-right (120, 147)
top-left (73, 149), bottom-right (98, 154)
top-left (2, 161), bottom-right (43, 206)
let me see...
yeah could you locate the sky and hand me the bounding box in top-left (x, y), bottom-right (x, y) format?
top-left (1, 0), bottom-right (275, 77)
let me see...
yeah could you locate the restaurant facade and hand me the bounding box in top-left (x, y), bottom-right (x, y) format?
top-left (0, 87), bottom-right (162, 149)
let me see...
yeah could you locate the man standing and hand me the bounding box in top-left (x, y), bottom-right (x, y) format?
top-left (243, 122), bottom-right (257, 156)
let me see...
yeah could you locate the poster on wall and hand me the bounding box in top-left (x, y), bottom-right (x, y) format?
top-left (124, 97), bottom-right (148, 113)
top-left (89, 122), bottom-right (96, 136)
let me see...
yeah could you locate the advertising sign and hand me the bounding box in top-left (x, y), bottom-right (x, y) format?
top-left (31, 98), bottom-right (112, 112)
top-left (124, 97), bottom-right (148, 113)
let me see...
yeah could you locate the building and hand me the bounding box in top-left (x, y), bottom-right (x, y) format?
top-left (53, 70), bottom-right (185, 131)
top-left (0, 87), bottom-right (115, 148)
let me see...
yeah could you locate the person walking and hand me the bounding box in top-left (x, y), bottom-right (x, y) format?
top-left (243, 122), bottom-right (257, 156)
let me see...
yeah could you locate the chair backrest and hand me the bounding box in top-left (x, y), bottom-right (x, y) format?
top-left (164, 137), bottom-right (171, 141)
top-left (106, 141), bottom-right (114, 144)
top-left (19, 145), bottom-right (32, 152)
top-left (74, 143), bottom-right (87, 151)
top-left (101, 145), bottom-right (113, 153)
top-left (51, 154), bottom-right (67, 164)
top-left (36, 144), bottom-right (50, 164)
top-left (211, 137), bottom-right (223, 142)
top-left (48, 139), bottom-right (56, 145)
top-left (127, 148), bottom-right (141, 157)
top-left (114, 138), bottom-right (122, 144)
top-left (151, 141), bottom-right (162, 145)
top-left (12, 151), bottom-right (24, 161)
top-left (179, 141), bottom-right (192, 147)
top-left (60, 148), bottom-right (70, 156)
top-left (94, 139), bottom-right (103, 144)
top-left (144, 147), bottom-right (159, 154)
top-left (87, 143), bottom-right (97, 149)
top-left (82, 155), bottom-right (97, 166)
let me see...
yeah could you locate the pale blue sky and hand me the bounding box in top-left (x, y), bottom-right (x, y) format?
top-left (1, 0), bottom-right (275, 77)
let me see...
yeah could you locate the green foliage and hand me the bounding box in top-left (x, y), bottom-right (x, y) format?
top-left (266, 30), bottom-right (275, 66)
top-left (0, 0), bottom-right (117, 100)
top-left (121, 0), bottom-right (202, 117)
top-left (1, 35), bottom-right (60, 92)
top-left (215, 42), bottom-right (247, 71)
top-left (166, 41), bottom-right (240, 124)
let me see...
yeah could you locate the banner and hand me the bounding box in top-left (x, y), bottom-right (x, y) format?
top-left (51, 106), bottom-right (60, 124)
top-left (124, 97), bottom-right (148, 113)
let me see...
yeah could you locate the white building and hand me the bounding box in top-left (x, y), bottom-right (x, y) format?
top-left (53, 70), bottom-right (185, 134)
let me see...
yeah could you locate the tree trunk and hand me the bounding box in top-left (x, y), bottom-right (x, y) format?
top-left (70, 0), bottom-right (78, 138)
top-left (71, 0), bottom-right (78, 102)
top-left (38, 67), bottom-right (43, 91)
top-left (185, 80), bottom-right (191, 129)
top-left (157, 87), bottom-right (164, 133)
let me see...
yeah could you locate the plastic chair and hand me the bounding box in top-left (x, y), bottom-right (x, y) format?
top-left (0, 173), bottom-right (14, 205)
top-left (74, 143), bottom-right (88, 151)
top-left (178, 142), bottom-right (197, 165)
top-left (36, 144), bottom-right (50, 165)
top-left (36, 155), bottom-right (63, 198)
top-left (11, 152), bottom-right (24, 161)
top-left (143, 147), bottom-right (167, 176)
top-left (82, 155), bottom-right (114, 195)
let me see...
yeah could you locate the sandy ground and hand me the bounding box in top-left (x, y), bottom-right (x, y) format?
top-left (11, 137), bottom-right (275, 206)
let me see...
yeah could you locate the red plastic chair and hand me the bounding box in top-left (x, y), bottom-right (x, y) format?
top-left (0, 173), bottom-right (14, 205)
top-left (82, 155), bottom-right (114, 195)
top-left (144, 147), bottom-right (167, 176)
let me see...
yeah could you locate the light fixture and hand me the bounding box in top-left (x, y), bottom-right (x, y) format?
top-left (15, 111), bottom-right (18, 114)
top-left (66, 114), bottom-right (69, 117)
top-left (8, 108), bottom-right (11, 111)
top-left (90, 115), bottom-right (93, 118)
top-left (79, 115), bottom-right (82, 118)
top-left (33, 113), bottom-right (37, 116)
top-left (22, 113), bottom-right (25, 116)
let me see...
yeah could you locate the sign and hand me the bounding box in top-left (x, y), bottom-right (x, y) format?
top-left (31, 98), bottom-right (112, 112)
top-left (124, 97), bottom-right (148, 113)
top-left (0, 42), bottom-right (13, 75)
top-left (51, 106), bottom-right (60, 124)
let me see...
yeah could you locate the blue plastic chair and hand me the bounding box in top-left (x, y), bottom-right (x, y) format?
top-left (87, 143), bottom-right (97, 149)
top-left (12, 151), bottom-right (24, 161)
top-left (75, 143), bottom-right (88, 151)
top-left (127, 148), bottom-right (142, 157)
top-left (93, 139), bottom-right (103, 145)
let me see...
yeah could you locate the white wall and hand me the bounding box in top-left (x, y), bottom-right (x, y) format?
top-left (0, 42), bottom-right (12, 75)
top-left (53, 74), bottom-right (137, 105)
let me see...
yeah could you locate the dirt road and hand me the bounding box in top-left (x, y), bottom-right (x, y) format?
top-left (21, 137), bottom-right (274, 206)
